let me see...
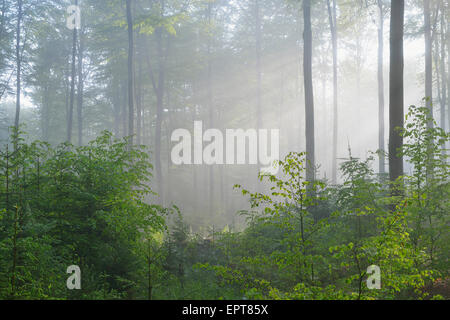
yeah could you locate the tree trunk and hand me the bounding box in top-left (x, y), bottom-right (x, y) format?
top-left (439, 10), bottom-right (446, 133)
top-left (0, 0), bottom-right (6, 44)
top-left (255, 0), bottom-right (262, 187)
top-left (303, 0), bottom-right (315, 187)
top-left (14, 0), bottom-right (23, 137)
top-left (134, 1), bottom-right (142, 146)
top-left (122, 80), bottom-right (128, 138)
top-left (155, 2), bottom-right (166, 204)
top-left (377, 0), bottom-right (385, 175)
top-left (447, 16), bottom-right (450, 137)
top-left (207, 1), bottom-right (214, 214)
top-left (67, 0), bottom-right (78, 143)
top-left (77, 29), bottom-right (84, 146)
top-left (126, 0), bottom-right (135, 147)
top-left (424, 0), bottom-right (433, 128)
top-left (113, 78), bottom-right (121, 137)
top-left (389, 0), bottom-right (404, 186)
top-left (42, 85), bottom-right (50, 141)
top-left (136, 43), bottom-right (142, 146)
top-left (327, 0), bottom-right (338, 184)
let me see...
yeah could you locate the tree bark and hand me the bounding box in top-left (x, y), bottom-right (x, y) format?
top-left (207, 1), bottom-right (214, 214)
top-left (377, 0), bottom-right (385, 175)
top-left (136, 41), bottom-right (142, 146)
top-left (126, 0), bottom-right (135, 147)
top-left (14, 0), bottom-right (23, 136)
top-left (389, 0), bottom-right (405, 186)
top-left (77, 29), bottom-right (84, 146)
top-left (113, 78), bottom-right (121, 137)
top-left (424, 0), bottom-right (433, 128)
top-left (67, 0), bottom-right (78, 143)
top-left (42, 84), bottom-right (50, 141)
top-left (303, 0), bottom-right (315, 187)
top-left (255, 0), bottom-right (262, 188)
top-left (439, 9), bottom-right (446, 133)
top-left (154, 0), bottom-right (166, 204)
top-left (327, 0), bottom-right (338, 184)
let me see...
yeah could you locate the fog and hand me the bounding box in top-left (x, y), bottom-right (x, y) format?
top-left (0, 0), bottom-right (447, 233)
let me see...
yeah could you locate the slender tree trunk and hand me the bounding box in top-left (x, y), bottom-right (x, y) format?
top-left (14, 0), bottom-right (23, 137)
top-left (147, 244), bottom-right (152, 300)
top-left (136, 42), bottom-right (142, 146)
top-left (155, 4), bottom-right (166, 204)
top-left (122, 80), bottom-right (128, 138)
top-left (447, 15), bottom-right (450, 137)
top-left (166, 88), bottom-right (173, 203)
top-left (126, 0), bottom-right (135, 147)
top-left (303, 0), bottom-right (315, 187)
top-left (134, 1), bottom-right (142, 146)
top-left (447, 6), bottom-right (450, 136)
top-left (77, 29), bottom-right (84, 146)
top-left (424, 0), bottom-right (433, 128)
top-left (144, 10), bottom-right (165, 204)
top-left (11, 205), bottom-right (19, 297)
top-left (327, 0), bottom-right (338, 184)
top-left (113, 79), bottom-right (121, 137)
top-left (207, 1), bottom-right (214, 214)
top-left (67, 0), bottom-right (78, 143)
top-left (42, 85), bottom-right (50, 141)
top-left (377, 0), bottom-right (385, 175)
top-left (389, 0), bottom-right (405, 186)
top-left (255, 0), bottom-right (262, 188)
top-left (0, 0), bottom-right (6, 50)
top-left (439, 10), bottom-right (446, 133)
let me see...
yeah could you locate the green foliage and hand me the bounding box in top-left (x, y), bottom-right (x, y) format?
top-left (200, 106), bottom-right (449, 300)
top-left (1, 105), bottom-right (448, 301)
top-left (0, 130), bottom-right (170, 299)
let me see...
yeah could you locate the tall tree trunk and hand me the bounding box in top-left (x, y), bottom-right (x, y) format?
top-left (327, 0), bottom-right (338, 184)
top-left (207, 1), bottom-right (214, 214)
top-left (67, 0), bottom-right (78, 143)
top-left (77, 29), bottom-right (84, 146)
top-left (144, 3), bottom-right (165, 205)
top-left (439, 10), bottom-right (446, 133)
top-left (126, 0), bottom-right (135, 147)
top-left (136, 41), bottom-right (142, 146)
top-left (113, 78), bottom-right (121, 137)
top-left (134, 1), bottom-right (142, 146)
top-left (303, 0), bottom-right (315, 187)
top-left (447, 7), bottom-right (450, 135)
top-left (0, 0), bottom-right (6, 50)
top-left (154, 0), bottom-right (166, 204)
top-left (42, 84), bottom-right (50, 141)
top-left (122, 80), bottom-right (128, 138)
top-left (377, 0), bottom-right (385, 175)
top-left (447, 15), bottom-right (450, 137)
top-left (389, 0), bottom-right (405, 186)
top-left (14, 0), bottom-right (23, 138)
top-left (424, 0), bottom-right (433, 128)
top-left (255, 0), bottom-right (262, 187)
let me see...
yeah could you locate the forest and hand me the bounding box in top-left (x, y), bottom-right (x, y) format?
top-left (0, 0), bottom-right (448, 300)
